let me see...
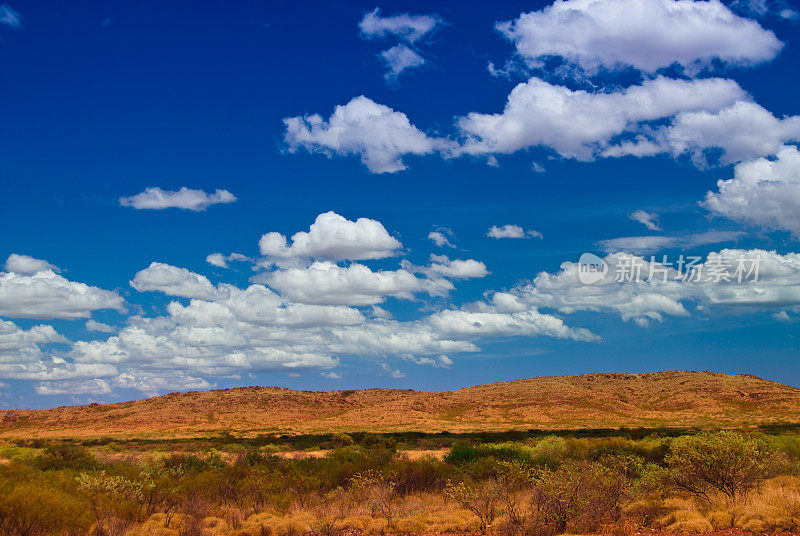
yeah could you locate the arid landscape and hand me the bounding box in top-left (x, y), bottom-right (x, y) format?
top-left (1, 372), bottom-right (800, 536)
top-left (4, 0), bottom-right (800, 534)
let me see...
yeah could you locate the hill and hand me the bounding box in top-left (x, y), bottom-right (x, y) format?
top-left (1, 371), bottom-right (799, 438)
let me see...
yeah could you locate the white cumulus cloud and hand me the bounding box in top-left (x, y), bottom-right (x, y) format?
top-left (283, 96), bottom-right (453, 173)
top-left (4, 254), bottom-right (59, 275)
top-left (0, 268), bottom-right (125, 320)
top-left (259, 211), bottom-right (402, 262)
top-left (609, 100), bottom-right (800, 166)
top-left (131, 262), bottom-right (225, 301)
top-left (497, 0), bottom-right (782, 73)
top-left (496, 249), bottom-right (800, 327)
top-left (423, 254), bottom-right (490, 279)
top-left (703, 145), bottom-right (800, 237)
top-left (458, 76), bottom-right (745, 160)
top-left (259, 261), bottom-right (451, 306)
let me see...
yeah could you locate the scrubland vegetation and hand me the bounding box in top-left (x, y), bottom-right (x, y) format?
top-left (1, 428), bottom-right (799, 536)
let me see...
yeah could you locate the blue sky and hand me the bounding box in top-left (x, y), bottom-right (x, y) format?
top-left (1, 0), bottom-right (800, 408)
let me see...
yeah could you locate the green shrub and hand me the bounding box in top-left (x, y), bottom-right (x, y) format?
top-left (445, 441), bottom-right (536, 465)
top-left (34, 444), bottom-right (99, 472)
top-left (388, 454), bottom-right (451, 495)
top-left (665, 431), bottom-right (776, 502)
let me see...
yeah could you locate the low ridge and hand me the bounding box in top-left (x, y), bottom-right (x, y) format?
top-left (2, 371), bottom-right (798, 438)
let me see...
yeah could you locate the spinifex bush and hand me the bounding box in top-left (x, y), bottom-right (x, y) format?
top-left (665, 431), bottom-right (776, 502)
top-left (0, 478), bottom-right (91, 536)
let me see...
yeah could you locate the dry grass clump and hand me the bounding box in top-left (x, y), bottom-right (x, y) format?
top-left (655, 501), bottom-right (713, 533)
top-left (640, 476), bottom-right (800, 534)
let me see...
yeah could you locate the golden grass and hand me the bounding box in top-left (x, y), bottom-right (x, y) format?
top-left (121, 489), bottom-right (489, 536)
top-left (646, 476), bottom-right (800, 533)
top-left (91, 475), bottom-right (800, 536)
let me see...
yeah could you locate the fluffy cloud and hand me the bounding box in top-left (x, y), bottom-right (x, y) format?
top-left (358, 8), bottom-right (440, 43)
top-left (65, 248), bottom-right (800, 393)
top-left (8, 219), bottom-right (601, 395)
top-left (423, 255), bottom-right (490, 279)
top-left (380, 44), bottom-right (425, 79)
top-left (61, 278), bottom-right (594, 392)
top-left (0, 268), bottom-right (125, 320)
top-left (283, 76), bottom-right (787, 174)
top-left (598, 231), bottom-right (744, 254)
top-left (259, 261), bottom-right (451, 306)
top-left (4, 254), bottom-right (59, 275)
top-left (283, 96), bottom-right (453, 173)
top-left (120, 187), bottom-right (237, 211)
top-left (458, 76), bottom-right (745, 160)
top-left (0, 5), bottom-right (20, 28)
top-left (608, 101), bottom-right (800, 165)
top-left (0, 319), bottom-right (119, 382)
top-left (703, 145), bottom-right (800, 237)
top-left (131, 262), bottom-right (225, 300)
top-left (630, 210), bottom-right (661, 231)
top-left (497, 0), bottom-right (782, 73)
top-left (0, 319), bottom-right (66, 352)
top-left (10, 200), bottom-right (800, 399)
top-left (487, 224), bottom-right (542, 239)
top-left (259, 211), bottom-right (402, 262)
top-left (497, 249), bottom-right (800, 326)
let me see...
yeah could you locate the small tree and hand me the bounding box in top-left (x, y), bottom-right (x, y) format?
top-left (137, 463), bottom-right (186, 526)
top-left (349, 470), bottom-right (397, 529)
top-left (77, 471), bottom-right (140, 536)
top-left (665, 431), bottom-right (776, 502)
top-left (496, 461), bottom-right (535, 527)
top-left (445, 479), bottom-right (502, 534)
top-left (529, 461), bottom-right (625, 534)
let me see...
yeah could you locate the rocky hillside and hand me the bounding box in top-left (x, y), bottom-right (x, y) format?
top-left (1, 371), bottom-right (798, 438)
